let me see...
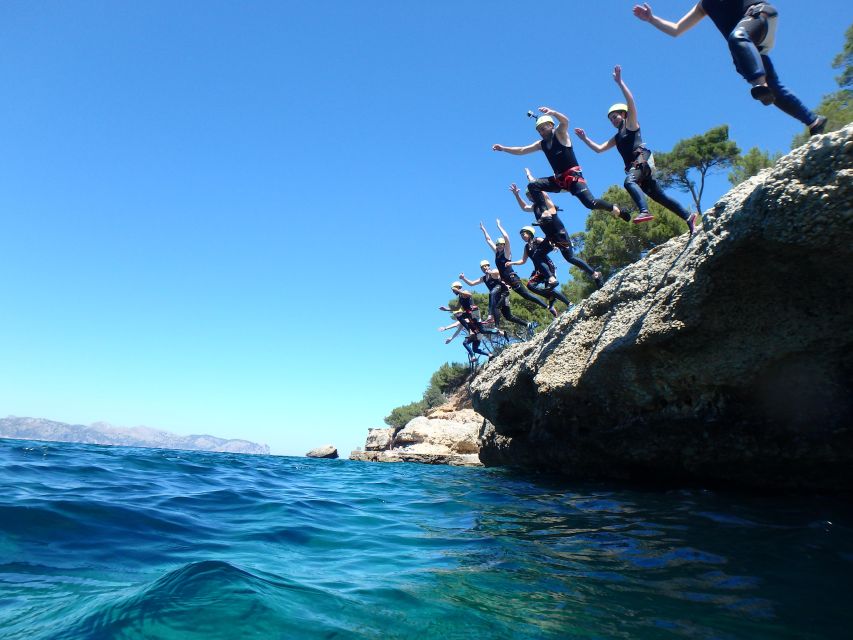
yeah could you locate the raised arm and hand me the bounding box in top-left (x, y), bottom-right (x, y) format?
top-left (613, 65), bottom-right (640, 130)
top-left (510, 183), bottom-right (533, 212)
top-left (496, 218), bottom-right (512, 258)
top-left (573, 128), bottom-right (616, 153)
top-left (633, 2), bottom-right (705, 37)
top-left (539, 106), bottom-right (568, 128)
top-left (539, 106), bottom-right (571, 146)
top-left (479, 221), bottom-right (497, 252)
top-left (460, 272), bottom-right (484, 287)
top-left (493, 141), bottom-right (541, 155)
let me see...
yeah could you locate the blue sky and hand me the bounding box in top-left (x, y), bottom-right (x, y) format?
top-left (1, 1), bottom-right (849, 456)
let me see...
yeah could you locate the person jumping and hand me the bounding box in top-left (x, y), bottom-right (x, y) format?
top-left (459, 260), bottom-right (530, 333)
top-left (438, 285), bottom-right (497, 363)
top-left (510, 175), bottom-right (604, 288)
top-left (574, 65), bottom-right (698, 233)
top-left (439, 315), bottom-right (492, 364)
top-left (480, 220), bottom-right (551, 312)
top-left (493, 107), bottom-right (629, 222)
top-left (506, 226), bottom-right (572, 317)
top-left (632, 2), bottom-right (826, 134)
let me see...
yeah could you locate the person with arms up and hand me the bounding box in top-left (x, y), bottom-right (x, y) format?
top-left (493, 107), bottom-right (628, 221)
top-left (459, 260), bottom-right (530, 333)
top-left (506, 226), bottom-right (572, 317)
top-left (510, 174), bottom-right (604, 287)
top-left (480, 220), bottom-right (551, 311)
top-left (574, 65), bottom-right (698, 233)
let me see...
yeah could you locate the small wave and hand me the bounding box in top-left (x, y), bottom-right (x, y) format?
top-left (49, 560), bottom-right (365, 640)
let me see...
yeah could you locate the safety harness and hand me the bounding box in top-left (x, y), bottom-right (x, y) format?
top-left (554, 166), bottom-right (586, 191)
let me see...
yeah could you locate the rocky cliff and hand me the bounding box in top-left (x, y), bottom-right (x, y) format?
top-left (0, 416), bottom-right (270, 455)
top-left (471, 125), bottom-right (853, 492)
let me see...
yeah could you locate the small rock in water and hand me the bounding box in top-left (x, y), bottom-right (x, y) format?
top-left (306, 445), bottom-right (338, 459)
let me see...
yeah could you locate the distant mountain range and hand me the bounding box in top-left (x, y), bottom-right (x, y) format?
top-left (0, 416), bottom-right (270, 455)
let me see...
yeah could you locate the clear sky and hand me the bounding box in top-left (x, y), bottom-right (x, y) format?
top-left (1, 1), bottom-right (849, 456)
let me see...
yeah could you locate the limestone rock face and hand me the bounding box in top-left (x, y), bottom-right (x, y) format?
top-left (350, 393), bottom-right (484, 467)
top-left (393, 412), bottom-right (481, 454)
top-left (365, 428), bottom-right (395, 451)
top-left (306, 445), bottom-right (338, 459)
top-left (472, 126), bottom-right (853, 492)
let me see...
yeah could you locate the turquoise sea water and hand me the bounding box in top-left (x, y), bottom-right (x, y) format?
top-left (0, 438), bottom-right (850, 639)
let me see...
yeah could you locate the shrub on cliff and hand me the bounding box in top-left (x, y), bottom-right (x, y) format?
top-left (384, 362), bottom-right (470, 429)
top-left (384, 400), bottom-right (427, 430)
top-left (429, 362), bottom-right (469, 396)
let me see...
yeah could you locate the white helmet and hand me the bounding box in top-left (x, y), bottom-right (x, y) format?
top-left (535, 115), bottom-right (555, 129)
top-left (608, 103), bottom-right (629, 117)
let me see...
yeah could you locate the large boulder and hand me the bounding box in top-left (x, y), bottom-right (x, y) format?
top-left (472, 126), bottom-right (853, 492)
top-left (393, 411), bottom-right (481, 454)
top-left (365, 428), bottom-right (396, 451)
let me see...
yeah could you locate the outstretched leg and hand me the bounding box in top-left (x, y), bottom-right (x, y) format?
top-left (624, 169), bottom-right (649, 214)
top-left (526, 177), bottom-right (562, 214)
top-left (762, 55), bottom-right (820, 128)
top-left (497, 293), bottom-right (527, 328)
top-left (643, 177), bottom-right (698, 233)
top-left (510, 281), bottom-right (549, 310)
top-left (554, 241), bottom-right (602, 288)
top-left (528, 279), bottom-right (571, 314)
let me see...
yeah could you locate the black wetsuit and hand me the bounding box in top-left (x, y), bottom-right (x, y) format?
top-left (700, 0), bottom-right (815, 125)
top-left (527, 258), bottom-right (571, 309)
top-left (457, 291), bottom-right (475, 314)
top-left (454, 312), bottom-right (492, 359)
top-left (525, 237), bottom-right (555, 282)
top-left (483, 272), bottom-right (527, 329)
top-left (527, 129), bottom-right (617, 214)
top-left (614, 123), bottom-right (691, 222)
top-left (494, 246), bottom-right (549, 309)
top-left (531, 203), bottom-right (599, 281)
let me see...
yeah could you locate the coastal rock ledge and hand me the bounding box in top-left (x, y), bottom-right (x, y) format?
top-left (472, 125), bottom-right (853, 492)
top-left (350, 405), bottom-right (483, 467)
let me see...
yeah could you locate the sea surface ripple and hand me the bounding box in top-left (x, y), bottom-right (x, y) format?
top-left (0, 438), bottom-right (850, 639)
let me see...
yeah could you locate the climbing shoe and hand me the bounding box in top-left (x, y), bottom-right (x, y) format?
top-left (809, 115), bottom-right (828, 136)
top-left (750, 85), bottom-right (774, 105)
top-left (593, 271), bottom-right (604, 289)
top-left (687, 212), bottom-right (698, 234)
top-left (633, 211), bottom-right (654, 224)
